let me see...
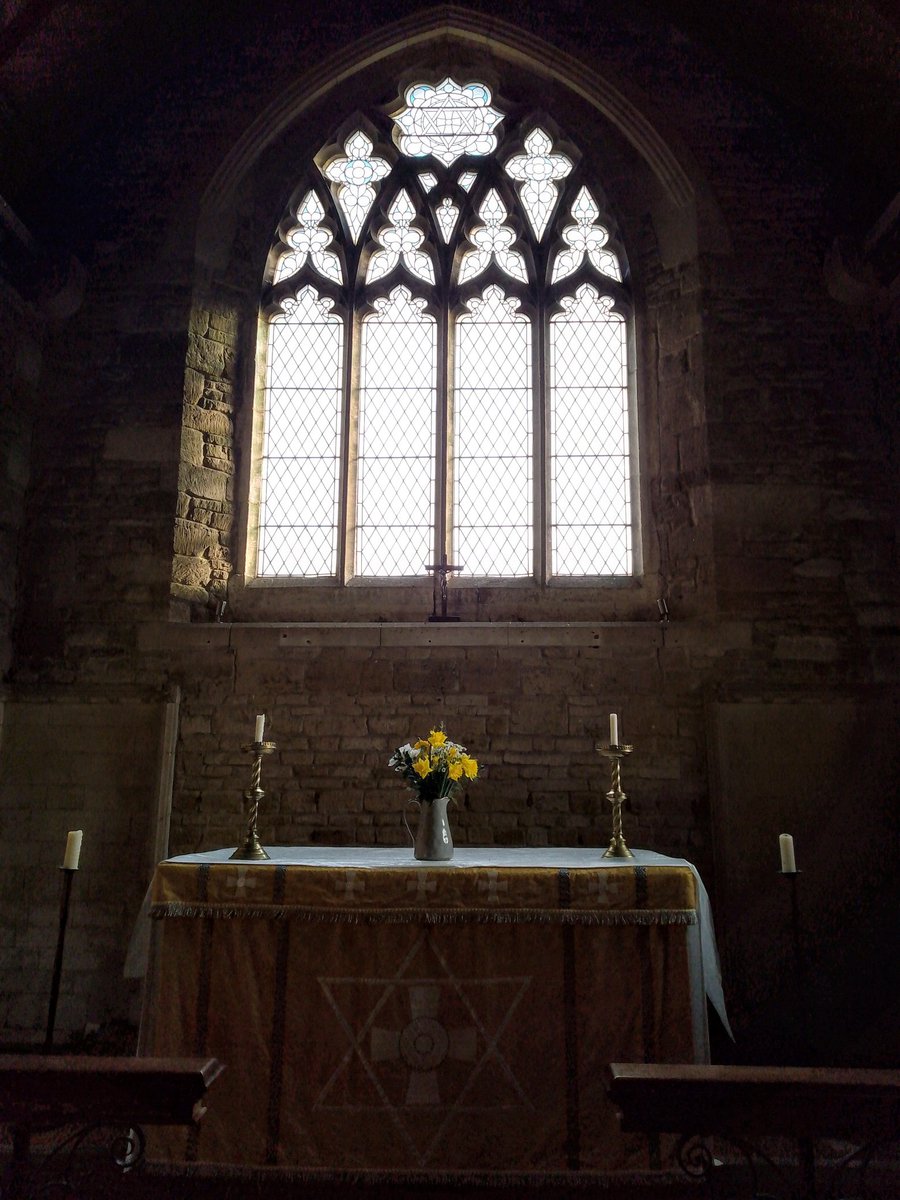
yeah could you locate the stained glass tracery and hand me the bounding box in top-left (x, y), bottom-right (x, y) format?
top-left (258, 80), bottom-right (633, 584)
top-left (393, 78), bottom-right (504, 166)
top-left (435, 196), bottom-right (460, 243)
top-left (551, 186), bottom-right (621, 283)
top-left (322, 131), bottom-right (391, 243)
top-left (366, 189), bottom-right (434, 284)
top-left (504, 127), bottom-right (572, 240)
top-left (274, 191), bottom-right (343, 285)
top-left (458, 189), bottom-right (528, 284)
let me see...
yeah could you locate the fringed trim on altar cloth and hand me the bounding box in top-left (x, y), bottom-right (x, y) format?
top-left (144, 1162), bottom-right (689, 1187)
top-left (149, 902), bottom-right (698, 925)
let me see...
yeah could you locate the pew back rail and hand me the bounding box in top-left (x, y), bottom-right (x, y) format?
top-left (0, 1055), bottom-right (224, 1197)
top-left (605, 1063), bottom-right (900, 1200)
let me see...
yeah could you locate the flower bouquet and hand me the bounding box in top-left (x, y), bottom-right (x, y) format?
top-left (389, 728), bottom-right (478, 860)
top-left (389, 728), bottom-right (478, 801)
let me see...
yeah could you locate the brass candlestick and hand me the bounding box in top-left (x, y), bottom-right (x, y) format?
top-left (230, 739), bottom-right (276, 860)
top-left (598, 743), bottom-right (634, 858)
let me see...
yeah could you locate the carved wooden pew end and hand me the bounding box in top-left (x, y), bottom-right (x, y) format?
top-left (0, 1054), bottom-right (224, 1194)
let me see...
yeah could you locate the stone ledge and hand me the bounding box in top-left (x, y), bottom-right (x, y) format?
top-left (136, 620), bottom-right (668, 652)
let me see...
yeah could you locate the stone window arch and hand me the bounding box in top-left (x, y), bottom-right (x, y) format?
top-left (175, 10), bottom-right (720, 624)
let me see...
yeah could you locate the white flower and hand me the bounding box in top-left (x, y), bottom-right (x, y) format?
top-left (388, 743), bottom-right (419, 768)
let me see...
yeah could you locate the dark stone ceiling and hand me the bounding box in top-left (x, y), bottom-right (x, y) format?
top-left (0, 0), bottom-right (897, 251)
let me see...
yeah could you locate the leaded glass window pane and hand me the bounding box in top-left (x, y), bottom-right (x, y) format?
top-left (356, 286), bottom-right (437, 577)
top-left (393, 79), bottom-right (503, 165)
top-left (258, 287), bottom-right (344, 577)
top-left (458, 189), bottom-right (528, 284)
top-left (274, 191), bottom-right (343, 285)
top-left (550, 284), bottom-right (631, 576)
top-left (435, 196), bottom-right (460, 243)
top-left (257, 78), bottom-right (636, 590)
top-left (322, 131), bottom-right (391, 243)
top-left (453, 286), bottom-right (533, 577)
top-left (552, 186), bottom-right (621, 283)
top-left (504, 127), bottom-right (572, 240)
top-left (366, 189), bottom-right (434, 284)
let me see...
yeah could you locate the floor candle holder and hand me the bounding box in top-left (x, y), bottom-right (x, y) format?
top-left (45, 866), bottom-right (77, 1048)
top-left (780, 868), bottom-right (814, 1065)
top-left (231, 738), bottom-right (277, 860)
top-left (598, 743), bottom-right (634, 858)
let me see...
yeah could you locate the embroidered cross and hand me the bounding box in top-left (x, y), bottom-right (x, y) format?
top-left (477, 870), bottom-right (508, 903)
top-left (595, 870), bottom-right (628, 903)
top-left (227, 867), bottom-right (259, 895)
top-left (407, 875), bottom-right (438, 902)
top-left (336, 870), bottom-right (365, 899)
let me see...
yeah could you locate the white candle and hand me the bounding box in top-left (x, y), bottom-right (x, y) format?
top-left (63, 830), bottom-right (83, 871)
top-left (254, 714), bottom-right (266, 743)
top-left (779, 833), bottom-right (796, 873)
top-left (609, 713), bottom-right (619, 745)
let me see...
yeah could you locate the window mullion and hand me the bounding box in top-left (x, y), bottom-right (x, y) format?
top-left (435, 285), bottom-right (451, 567)
top-left (339, 301), bottom-right (359, 584)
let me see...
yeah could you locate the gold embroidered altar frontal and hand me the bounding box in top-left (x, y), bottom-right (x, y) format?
top-left (142, 852), bottom-right (702, 1172)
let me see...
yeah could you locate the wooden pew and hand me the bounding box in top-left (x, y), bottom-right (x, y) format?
top-left (605, 1063), bottom-right (900, 1198)
top-left (0, 1055), bottom-right (223, 1193)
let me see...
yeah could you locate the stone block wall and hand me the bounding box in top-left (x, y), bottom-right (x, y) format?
top-left (0, 282), bottom-right (41, 681)
top-left (144, 624), bottom-right (712, 866)
top-left (0, 1), bottom-right (896, 1063)
top-left (0, 698), bottom-right (168, 1042)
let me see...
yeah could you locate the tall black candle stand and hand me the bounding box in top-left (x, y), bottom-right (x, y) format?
top-left (781, 869), bottom-right (814, 1066)
top-left (45, 867), bottom-right (77, 1049)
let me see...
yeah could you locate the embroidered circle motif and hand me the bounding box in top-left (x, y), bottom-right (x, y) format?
top-left (399, 1016), bottom-right (449, 1070)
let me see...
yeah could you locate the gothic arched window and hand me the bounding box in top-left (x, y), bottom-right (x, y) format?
top-left (253, 78), bottom-right (633, 586)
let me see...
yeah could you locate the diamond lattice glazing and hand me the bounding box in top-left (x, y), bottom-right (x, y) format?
top-left (258, 287), bottom-right (344, 576)
top-left (356, 286), bottom-right (437, 576)
top-left (453, 286), bottom-right (533, 577)
top-left (550, 284), bottom-right (630, 575)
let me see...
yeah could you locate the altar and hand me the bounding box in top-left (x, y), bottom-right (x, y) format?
top-left (139, 847), bottom-right (726, 1173)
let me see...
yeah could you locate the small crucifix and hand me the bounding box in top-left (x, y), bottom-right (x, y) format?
top-left (425, 552), bottom-right (462, 622)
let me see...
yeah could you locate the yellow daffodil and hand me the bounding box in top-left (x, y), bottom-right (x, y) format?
top-left (390, 729), bottom-right (479, 801)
